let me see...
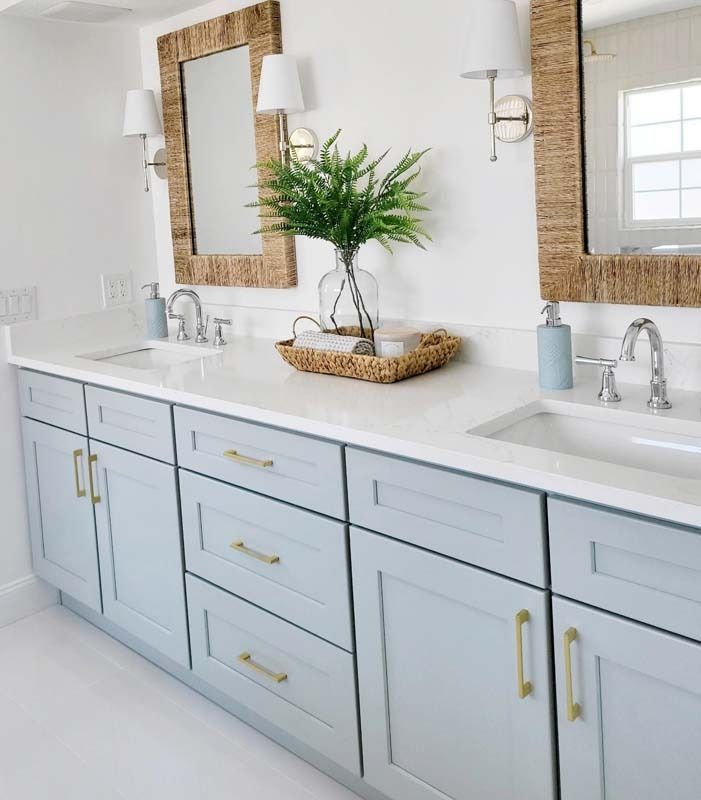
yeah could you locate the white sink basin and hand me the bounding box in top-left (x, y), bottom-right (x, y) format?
top-left (470, 401), bottom-right (701, 480)
top-left (79, 341), bottom-right (220, 371)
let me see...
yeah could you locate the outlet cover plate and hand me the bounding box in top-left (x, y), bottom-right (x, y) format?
top-left (0, 286), bottom-right (37, 324)
top-left (101, 272), bottom-right (133, 308)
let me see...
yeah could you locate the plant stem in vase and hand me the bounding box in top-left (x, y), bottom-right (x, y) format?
top-left (320, 249), bottom-right (379, 339)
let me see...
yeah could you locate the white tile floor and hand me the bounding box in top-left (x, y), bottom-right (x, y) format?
top-left (0, 606), bottom-right (360, 800)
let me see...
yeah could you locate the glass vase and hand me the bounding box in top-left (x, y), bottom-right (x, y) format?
top-left (318, 249), bottom-right (379, 340)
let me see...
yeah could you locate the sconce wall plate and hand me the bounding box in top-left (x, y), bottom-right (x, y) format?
top-left (152, 148), bottom-right (168, 180)
top-left (494, 95), bottom-right (533, 143)
top-left (289, 127), bottom-right (318, 162)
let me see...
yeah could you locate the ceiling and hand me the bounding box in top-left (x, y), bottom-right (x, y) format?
top-left (0, 0), bottom-right (208, 26)
top-left (582, 0), bottom-right (700, 29)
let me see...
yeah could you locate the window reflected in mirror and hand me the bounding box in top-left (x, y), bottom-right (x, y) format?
top-left (582, 0), bottom-right (701, 255)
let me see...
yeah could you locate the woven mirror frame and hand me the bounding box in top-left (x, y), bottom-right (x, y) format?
top-left (530, 0), bottom-right (701, 307)
top-left (158, 0), bottom-right (297, 288)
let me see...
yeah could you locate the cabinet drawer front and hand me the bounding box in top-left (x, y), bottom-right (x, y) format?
top-left (347, 448), bottom-right (547, 586)
top-left (549, 499), bottom-right (701, 641)
top-left (186, 575), bottom-right (360, 774)
top-left (554, 597), bottom-right (701, 800)
top-left (351, 527), bottom-right (556, 800)
top-left (174, 407), bottom-right (346, 518)
top-left (180, 471), bottom-right (352, 650)
top-left (19, 370), bottom-right (86, 434)
top-left (86, 386), bottom-right (174, 463)
top-left (92, 442), bottom-right (189, 667)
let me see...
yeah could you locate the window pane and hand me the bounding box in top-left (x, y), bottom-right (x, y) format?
top-left (630, 122), bottom-right (681, 156)
top-left (629, 88), bottom-right (680, 125)
top-left (683, 85), bottom-right (701, 119)
top-left (683, 119), bottom-right (701, 151)
top-left (682, 188), bottom-right (701, 218)
top-left (682, 159), bottom-right (701, 188)
top-left (632, 160), bottom-right (679, 191)
top-left (633, 190), bottom-right (680, 220)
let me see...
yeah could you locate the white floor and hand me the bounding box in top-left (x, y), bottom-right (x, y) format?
top-left (0, 605), bottom-right (360, 800)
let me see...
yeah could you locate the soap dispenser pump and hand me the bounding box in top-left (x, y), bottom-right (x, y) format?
top-left (537, 301), bottom-right (573, 390)
top-left (142, 282), bottom-right (168, 339)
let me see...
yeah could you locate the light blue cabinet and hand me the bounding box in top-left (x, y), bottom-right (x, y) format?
top-left (21, 417), bottom-right (101, 611)
top-left (91, 441), bottom-right (189, 667)
top-left (351, 526), bottom-right (556, 800)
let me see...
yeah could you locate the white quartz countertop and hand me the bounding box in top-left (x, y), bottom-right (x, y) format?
top-left (6, 312), bottom-right (701, 529)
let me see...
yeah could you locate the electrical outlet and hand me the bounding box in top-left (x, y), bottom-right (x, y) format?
top-left (101, 272), bottom-right (133, 308)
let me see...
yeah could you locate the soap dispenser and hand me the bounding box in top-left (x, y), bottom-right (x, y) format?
top-left (537, 301), bottom-right (573, 390)
top-left (142, 282), bottom-right (168, 339)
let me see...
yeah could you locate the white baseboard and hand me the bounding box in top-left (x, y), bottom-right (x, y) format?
top-left (0, 575), bottom-right (58, 628)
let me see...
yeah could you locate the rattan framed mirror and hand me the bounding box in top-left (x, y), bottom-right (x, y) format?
top-left (531, 0), bottom-right (701, 306)
top-left (158, 0), bottom-right (296, 288)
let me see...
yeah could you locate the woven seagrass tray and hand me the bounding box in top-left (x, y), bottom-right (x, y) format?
top-left (275, 324), bottom-right (461, 384)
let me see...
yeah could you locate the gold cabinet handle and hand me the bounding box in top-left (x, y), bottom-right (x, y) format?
top-left (237, 651), bottom-right (287, 683)
top-left (88, 453), bottom-right (101, 504)
top-left (230, 540), bottom-right (280, 565)
top-left (515, 609), bottom-right (533, 699)
top-left (72, 449), bottom-right (86, 498)
top-left (223, 449), bottom-right (273, 469)
top-left (564, 627), bottom-right (581, 722)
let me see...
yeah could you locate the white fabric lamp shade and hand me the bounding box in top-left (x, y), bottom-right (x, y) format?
top-left (460, 0), bottom-right (527, 79)
top-left (256, 54), bottom-right (304, 114)
top-left (123, 89), bottom-right (163, 137)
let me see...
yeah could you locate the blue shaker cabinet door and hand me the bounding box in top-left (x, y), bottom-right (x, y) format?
top-left (21, 418), bottom-right (101, 611)
top-left (351, 527), bottom-right (556, 800)
top-left (91, 441), bottom-right (189, 667)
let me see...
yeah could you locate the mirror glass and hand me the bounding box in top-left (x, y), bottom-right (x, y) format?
top-left (582, 0), bottom-right (701, 255)
top-left (182, 46), bottom-right (262, 255)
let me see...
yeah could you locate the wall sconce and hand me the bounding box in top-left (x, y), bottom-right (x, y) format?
top-left (123, 89), bottom-right (167, 192)
top-left (256, 54), bottom-right (318, 163)
top-left (460, 0), bottom-right (533, 162)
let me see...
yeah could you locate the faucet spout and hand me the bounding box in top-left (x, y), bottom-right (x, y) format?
top-left (166, 289), bottom-right (208, 343)
top-left (619, 318), bottom-right (671, 410)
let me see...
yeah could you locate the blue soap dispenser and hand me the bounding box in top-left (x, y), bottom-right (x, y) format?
top-left (142, 282), bottom-right (168, 339)
top-left (537, 301), bottom-right (573, 390)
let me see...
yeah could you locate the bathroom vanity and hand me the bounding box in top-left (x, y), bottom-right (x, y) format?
top-left (8, 313), bottom-right (701, 800)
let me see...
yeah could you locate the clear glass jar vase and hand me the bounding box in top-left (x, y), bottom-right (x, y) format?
top-left (318, 249), bottom-right (379, 340)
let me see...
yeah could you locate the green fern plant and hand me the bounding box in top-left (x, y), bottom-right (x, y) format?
top-left (251, 130), bottom-right (431, 337)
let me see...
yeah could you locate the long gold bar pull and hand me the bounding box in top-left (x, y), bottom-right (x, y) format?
top-left (230, 540), bottom-right (280, 565)
top-left (223, 449), bottom-right (273, 469)
top-left (515, 609), bottom-right (533, 699)
top-left (88, 453), bottom-right (101, 505)
top-left (564, 627), bottom-right (581, 722)
top-left (72, 449), bottom-right (86, 498)
top-left (237, 652), bottom-right (287, 683)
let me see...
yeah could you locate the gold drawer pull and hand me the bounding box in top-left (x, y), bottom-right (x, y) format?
top-left (515, 609), bottom-right (533, 699)
top-left (230, 540), bottom-right (280, 565)
top-left (564, 627), bottom-right (581, 722)
top-left (237, 651), bottom-right (287, 683)
top-left (72, 449), bottom-right (86, 498)
top-left (88, 453), bottom-right (101, 505)
top-left (223, 449), bottom-right (273, 469)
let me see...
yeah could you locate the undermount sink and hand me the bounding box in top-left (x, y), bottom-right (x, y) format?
top-left (469, 401), bottom-right (701, 480)
top-left (79, 340), bottom-right (220, 370)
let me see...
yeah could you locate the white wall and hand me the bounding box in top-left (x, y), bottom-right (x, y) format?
top-left (0, 16), bottom-right (157, 619)
top-left (141, 0), bottom-right (701, 346)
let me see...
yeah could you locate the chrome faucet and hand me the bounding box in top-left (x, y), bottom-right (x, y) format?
top-left (166, 289), bottom-right (208, 343)
top-left (619, 318), bottom-right (671, 410)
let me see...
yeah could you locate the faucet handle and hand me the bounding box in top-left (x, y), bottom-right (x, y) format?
top-left (168, 312), bottom-right (190, 341)
top-left (576, 355), bottom-right (621, 403)
top-left (213, 318), bottom-right (232, 347)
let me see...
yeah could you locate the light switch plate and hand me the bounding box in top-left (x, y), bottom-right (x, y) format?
top-left (0, 286), bottom-right (37, 324)
top-left (101, 271), bottom-right (133, 308)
